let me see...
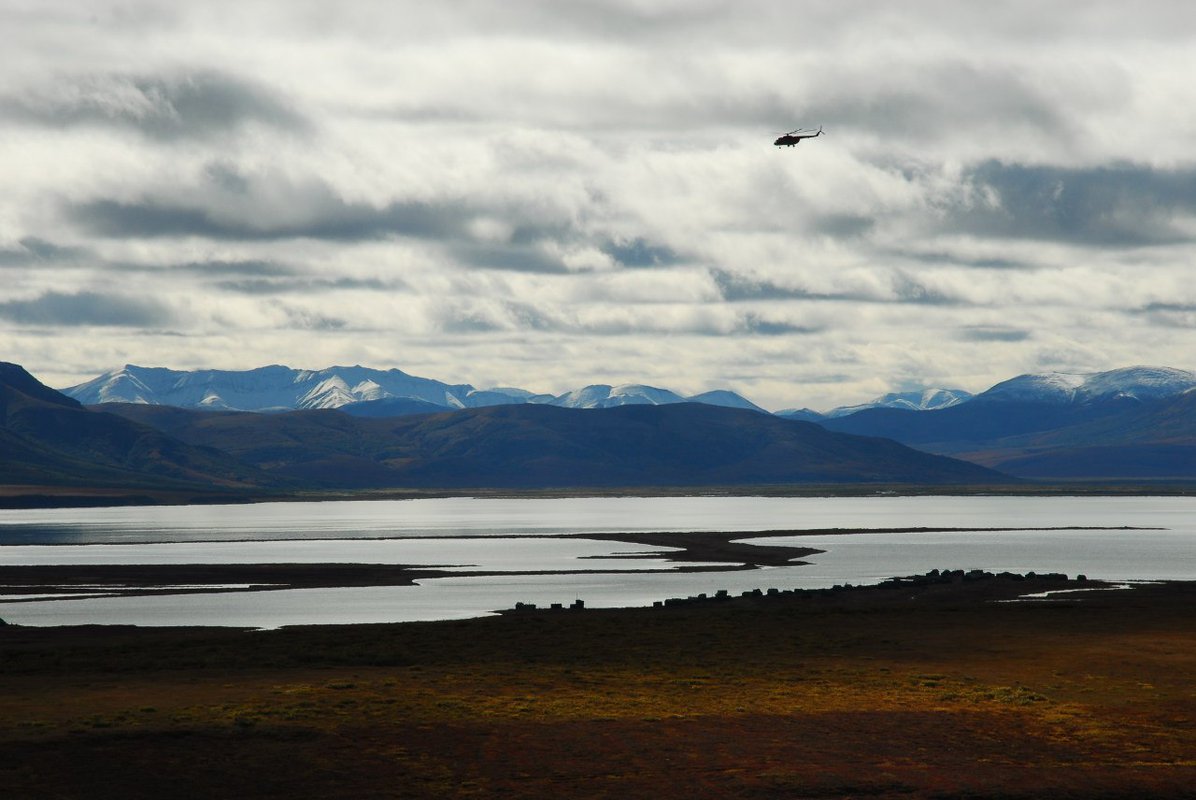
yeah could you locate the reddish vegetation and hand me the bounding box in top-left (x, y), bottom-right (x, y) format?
top-left (2, 575), bottom-right (1194, 798)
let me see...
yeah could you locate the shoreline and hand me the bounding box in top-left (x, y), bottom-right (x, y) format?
top-left (3, 480), bottom-right (1196, 509)
top-left (0, 526), bottom-right (1156, 605)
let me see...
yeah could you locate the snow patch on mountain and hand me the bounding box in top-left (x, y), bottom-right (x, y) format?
top-left (825, 388), bottom-right (973, 418)
top-left (551, 384), bottom-right (687, 409)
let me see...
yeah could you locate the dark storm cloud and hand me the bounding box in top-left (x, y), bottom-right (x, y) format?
top-left (890, 273), bottom-right (966, 306)
top-left (174, 259), bottom-right (299, 277)
top-left (447, 235), bottom-right (681, 275)
top-left (600, 238), bottom-right (682, 268)
top-left (959, 327), bottom-right (1032, 342)
top-left (953, 161), bottom-right (1196, 246)
top-left (439, 311), bottom-right (506, 334)
top-left (898, 250), bottom-right (1032, 271)
top-left (0, 291), bottom-right (172, 327)
top-left (1135, 301), bottom-right (1196, 313)
top-left (815, 215), bottom-right (875, 239)
top-left (216, 276), bottom-right (397, 295)
top-left (1129, 302), bottom-right (1196, 328)
top-left (710, 270), bottom-right (839, 302)
top-left (737, 313), bottom-right (819, 336)
top-left (804, 63), bottom-right (1071, 142)
top-left (0, 237), bottom-right (91, 267)
top-left (6, 71), bottom-right (308, 140)
top-left (67, 182), bottom-right (643, 275)
top-left (278, 305), bottom-right (349, 331)
top-left (452, 242), bottom-right (571, 274)
top-left (68, 196), bottom-right (467, 242)
top-left (710, 269), bottom-right (967, 306)
top-left (106, 258), bottom-right (300, 277)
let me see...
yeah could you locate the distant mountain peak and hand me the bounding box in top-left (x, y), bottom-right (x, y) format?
top-left (685, 389), bottom-right (766, 414)
top-left (825, 388), bottom-right (973, 418)
top-left (978, 365), bottom-right (1196, 405)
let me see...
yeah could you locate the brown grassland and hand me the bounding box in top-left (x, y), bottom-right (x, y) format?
top-left (1, 575), bottom-right (1194, 799)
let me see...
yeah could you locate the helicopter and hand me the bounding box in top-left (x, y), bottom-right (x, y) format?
top-left (774, 126), bottom-right (823, 147)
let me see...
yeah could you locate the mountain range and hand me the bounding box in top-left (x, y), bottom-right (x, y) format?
top-left (67, 363), bottom-right (1194, 424)
top-left (1, 362), bottom-right (1008, 496)
top-left (5, 360), bottom-right (1192, 497)
top-left (63, 364), bottom-right (766, 415)
top-left (821, 367), bottom-right (1196, 479)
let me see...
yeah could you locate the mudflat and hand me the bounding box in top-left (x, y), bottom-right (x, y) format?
top-left (2, 573), bottom-right (1194, 799)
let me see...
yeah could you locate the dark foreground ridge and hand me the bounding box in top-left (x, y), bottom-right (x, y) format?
top-left (2, 572), bottom-right (1194, 799)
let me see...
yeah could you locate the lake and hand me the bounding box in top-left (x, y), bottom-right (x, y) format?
top-left (1, 495), bottom-right (1193, 627)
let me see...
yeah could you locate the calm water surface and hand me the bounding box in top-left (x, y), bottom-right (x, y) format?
top-left (1, 495), bottom-right (1192, 627)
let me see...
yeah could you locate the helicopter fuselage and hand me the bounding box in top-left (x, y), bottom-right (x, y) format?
top-left (774, 129), bottom-right (822, 147)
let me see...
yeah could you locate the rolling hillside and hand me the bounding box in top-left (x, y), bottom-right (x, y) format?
top-left (101, 401), bottom-right (1010, 489)
top-left (0, 362), bottom-right (276, 491)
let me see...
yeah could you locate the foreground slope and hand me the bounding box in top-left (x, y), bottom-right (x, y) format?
top-left (102, 401), bottom-right (1009, 489)
top-left (4, 577), bottom-right (1194, 799)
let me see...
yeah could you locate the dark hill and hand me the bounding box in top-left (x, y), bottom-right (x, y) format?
top-left (101, 401), bottom-right (1010, 489)
top-left (0, 363), bottom-right (274, 490)
top-left (820, 391), bottom-right (1196, 479)
top-left (338, 397), bottom-right (450, 419)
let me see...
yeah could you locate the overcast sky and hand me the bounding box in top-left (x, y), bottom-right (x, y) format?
top-left (3, 1), bottom-right (1195, 410)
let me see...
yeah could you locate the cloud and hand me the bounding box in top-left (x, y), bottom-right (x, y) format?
top-left (451, 242), bottom-right (572, 274)
top-left (0, 291), bottom-right (173, 327)
top-left (710, 269), bottom-right (968, 306)
top-left (959, 326), bottom-right (1032, 342)
top-left (950, 160), bottom-right (1196, 246)
top-left (5, 71), bottom-right (308, 140)
top-left (170, 259), bottom-right (299, 277)
top-left (67, 194), bottom-right (470, 242)
top-left (890, 272), bottom-right (966, 306)
top-left (710, 270), bottom-right (839, 303)
top-left (601, 237), bottom-right (682, 268)
top-left (0, 237), bottom-right (91, 267)
top-left (6, 1), bottom-right (1196, 410)
top-left (737, 312), bottom-right (820, 336)
top-left (215, 276), bottom-right (397, 295)
top-left (275, 304), bottom-right (349, 331)
top-left (895, 250), bottom-right (1033, 271)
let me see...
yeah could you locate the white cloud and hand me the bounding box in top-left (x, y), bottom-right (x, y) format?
top-left (2, 1), bottom-right (1195, 410)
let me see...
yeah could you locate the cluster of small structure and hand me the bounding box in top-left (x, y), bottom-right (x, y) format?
top-left (507, 569), bottom-right (1088, 614)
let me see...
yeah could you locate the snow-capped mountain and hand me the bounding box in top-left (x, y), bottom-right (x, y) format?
top-left (975, 366), bottom-right (1196, 405)
top-left (824, 388), bottom-right (973, 418)
top-left (64, 364), bottom-right (474, 412)
top-left (686, 390), bottom-right (767, 413)
top-left (62, 366), bottom-right (764, 415)
top-left (551, 384), bottom-right (688, 409)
